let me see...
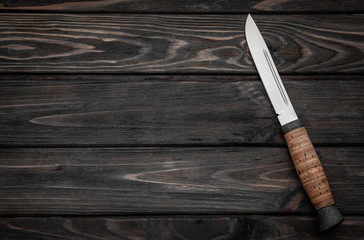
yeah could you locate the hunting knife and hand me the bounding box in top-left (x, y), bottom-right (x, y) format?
top-left (245, 14), bottom-right (343, 232)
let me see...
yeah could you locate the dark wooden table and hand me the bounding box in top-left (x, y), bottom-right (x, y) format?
top-left (1, 1), bottom-right (364, 239)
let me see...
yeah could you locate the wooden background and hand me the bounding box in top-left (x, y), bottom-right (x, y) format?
top-left (0, 1), bottom-right (363, 239)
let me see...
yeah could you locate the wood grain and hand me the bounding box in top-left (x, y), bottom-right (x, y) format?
top-left (0, 216), bottom-right (363, 240)
top-left (0, 14), bottom-right (363, 73)
top-left (0, 75), bottom-right (363, 146)
top-left (0, 1), bottom-right (362, 239)
top-left (0, 146), bottom-right (362, 215)
top-left (249, 0), bottom-right (364, 13)
top-left (0, 0), bottom-right (363, 13)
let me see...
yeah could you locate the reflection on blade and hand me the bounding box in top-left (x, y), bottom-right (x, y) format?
top-left (245, 14), bottom-right (298, 126)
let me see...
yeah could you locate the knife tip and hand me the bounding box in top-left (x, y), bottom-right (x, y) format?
top-left (246, 13), bottom-right (253, 24)
top-left (245, 14), bottom-right (253, 32)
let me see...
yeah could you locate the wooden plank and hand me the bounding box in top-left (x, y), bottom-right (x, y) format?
top-left (0, 216), bottom-right (363, 240)
top-left (0, 146), bottom-right (362, 215)
top-left (0, 0), bottom-right (363, 13)
top-left (0, 75), bottom-right (363, 146)
top-left (249, 1), bottom-right (364, 13)
top-left (0, 14), bottom-right (363, 74)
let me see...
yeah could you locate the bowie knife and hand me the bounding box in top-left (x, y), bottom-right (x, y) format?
top-left (245, 14), bottom-right (343, 232)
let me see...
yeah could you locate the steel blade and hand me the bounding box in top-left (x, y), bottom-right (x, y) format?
top-left (245, 14), bottom-right (298, 126)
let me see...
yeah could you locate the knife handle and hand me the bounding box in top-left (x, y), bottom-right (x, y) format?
top-left (282, 120), bottom-right (343, 232)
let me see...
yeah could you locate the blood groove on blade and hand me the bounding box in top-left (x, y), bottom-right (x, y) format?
top-left (262, 49), bottom-right (288, 106)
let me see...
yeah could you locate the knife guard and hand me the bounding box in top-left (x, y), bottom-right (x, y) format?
top-left (282, 120), bottom-right (344, 232)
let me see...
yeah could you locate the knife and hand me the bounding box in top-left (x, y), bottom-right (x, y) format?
top-left (245, 14), bottom-right (343, 232)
